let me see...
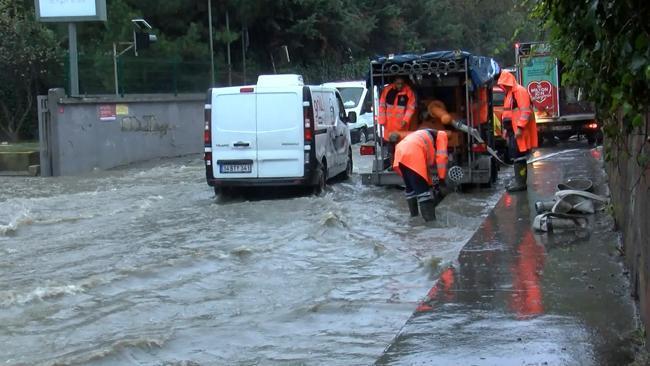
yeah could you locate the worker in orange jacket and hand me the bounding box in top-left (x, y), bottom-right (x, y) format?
top-left (392, 129), bottom-right (448, 221)
top-left (378, 77), bottom-right (417, 163)
top-left (497, 71), bottom-right (538, 192)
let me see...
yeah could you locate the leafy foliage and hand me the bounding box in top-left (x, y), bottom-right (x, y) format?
top-left (0, 0), bottom-right (60, 141)
top-left (532, 0), bottom-right (650, 142)
top-left (1, 0), bottom-right (536, 138)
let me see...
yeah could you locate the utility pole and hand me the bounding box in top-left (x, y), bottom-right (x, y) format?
top-left (208, 0), bottom-right (215, 86)
top-left (68, 23), bottom-right (79, 96)
top-left (226, 10), bottom-right (232, 86)
top-left (241, 25), bottom-right (247, 84)
top-left (113, 42), bottom-right (119, 95)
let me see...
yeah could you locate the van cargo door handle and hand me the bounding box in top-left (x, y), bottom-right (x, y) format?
top-left (233, 141), bottom-right (250, 147)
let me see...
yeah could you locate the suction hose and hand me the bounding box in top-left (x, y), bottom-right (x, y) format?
top-left (451, 120), bottom-right (508, 165)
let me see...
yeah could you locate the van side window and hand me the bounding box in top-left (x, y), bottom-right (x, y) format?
top-left (361, 90), bottom-right (372, 114)
top-left (335, 93), bottom-right (347, 121)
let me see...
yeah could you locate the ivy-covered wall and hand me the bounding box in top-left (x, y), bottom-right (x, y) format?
top-left (607, 112), bottom-right (650, 341)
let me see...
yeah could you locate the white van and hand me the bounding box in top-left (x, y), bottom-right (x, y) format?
top-left (322, 80), bottom-right (375, 143)
top-left (204, 74), bottom-right (355, 194)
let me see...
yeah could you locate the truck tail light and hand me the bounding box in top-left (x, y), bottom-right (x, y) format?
top-left (587, 122), bottom-right (598, 129)
top-left (360, 144), bottom-right (375, 156)
top-left (240, 87), bottom-right (254, 93)
top-left (471, 143), bottom-right (487, 153)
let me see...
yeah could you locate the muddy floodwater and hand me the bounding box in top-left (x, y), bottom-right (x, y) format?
top-left (0, 151), bottom-right (502, 365)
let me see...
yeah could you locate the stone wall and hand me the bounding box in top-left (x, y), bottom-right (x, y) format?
top-left (606, 112), bottom-right (650, 344)
top-left (40, 89), bottom-right (205, 176)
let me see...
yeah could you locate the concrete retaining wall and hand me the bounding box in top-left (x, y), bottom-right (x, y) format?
top-left (40, 88), bottom-right (204, 176)
top-left (606, 112), bottom-right (650, 346)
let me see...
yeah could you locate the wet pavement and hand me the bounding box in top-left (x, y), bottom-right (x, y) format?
top-left (376, 145), bottom-right (638, 366)
top-left (0, 148), bottom-right (504, 366)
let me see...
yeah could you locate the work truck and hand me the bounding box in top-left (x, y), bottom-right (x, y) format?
top-left (515, 42), bottom-right (601, 145)
top-left (360, 50), bottom-right (501, 188)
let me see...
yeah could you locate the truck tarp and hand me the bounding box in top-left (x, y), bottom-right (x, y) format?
top-left (370, 50), bottom-right (500, 88)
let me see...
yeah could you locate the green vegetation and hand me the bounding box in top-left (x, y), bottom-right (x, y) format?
top-left (532, 0), bottom-right (649, 158)
top-left (0, 141), bottom-right (39, 152)
top-left (1, 0), bottom-right (535, 141)
top-left (0, 0), bottom-right (60, 142)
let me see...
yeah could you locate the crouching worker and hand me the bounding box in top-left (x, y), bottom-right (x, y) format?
top-left (392, 129), bottom-right (448, 221)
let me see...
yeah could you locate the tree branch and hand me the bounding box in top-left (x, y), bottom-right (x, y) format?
top-left (0, 100), bottom-right (13, 136)
top-left (15, 79), bottom-right (34, 133)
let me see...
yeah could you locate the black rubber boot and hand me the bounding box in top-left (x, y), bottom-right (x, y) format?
top-left (507, 160), bottom-right (528, 192)
top-left (407, 197), bottom-right (419, 217)
top-left (419, 198), bottom-right (436, 222)
top-left (432, 184), bottom-right (444, 207)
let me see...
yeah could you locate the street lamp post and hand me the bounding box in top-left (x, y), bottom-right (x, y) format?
top-left (208, 0), bottom-right (215, 86)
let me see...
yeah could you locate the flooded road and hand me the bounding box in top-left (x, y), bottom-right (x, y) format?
top-left (0, 150), bottom-right (502, 366)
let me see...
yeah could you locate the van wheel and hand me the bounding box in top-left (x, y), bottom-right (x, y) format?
top-left (314, 163), bottom-right (327, 195)
top-left (341, 149), bottom-right (353, 180)
top-left (213, 186), bottom-right (221, 196)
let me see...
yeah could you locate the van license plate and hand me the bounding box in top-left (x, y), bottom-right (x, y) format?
top-left (220, 164), bottom-right (252, 173)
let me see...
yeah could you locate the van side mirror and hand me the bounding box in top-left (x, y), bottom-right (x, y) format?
top-left (347, 111), bottom-right (357, 124)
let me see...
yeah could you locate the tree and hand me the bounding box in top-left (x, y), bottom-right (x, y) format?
top-left (0, 0), bottom-right (59, 141)
top-left (532, 0), bottom-right (649, 142)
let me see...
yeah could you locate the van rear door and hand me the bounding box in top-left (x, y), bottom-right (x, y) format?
top-left (256, 88), bottom-right (304, 178)
top-left (212, 90), bottom-right (258, 178)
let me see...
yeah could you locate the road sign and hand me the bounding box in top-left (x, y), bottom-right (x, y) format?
top-left (35, 0), bottom-right (107, 96)
top-left (35, 0), bottom-right (107, 22)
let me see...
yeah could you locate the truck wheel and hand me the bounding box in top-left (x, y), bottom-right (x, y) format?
top-left (558, 133), bottom-right (572, 142)
top-left (213, 186), bottom-right (221, 196)
top-left (545, 133), bottom-right (557, 146)
top-left (537, 132), bottom-right (544, 147)
top-left (586, 133), bottom-right (596, 145)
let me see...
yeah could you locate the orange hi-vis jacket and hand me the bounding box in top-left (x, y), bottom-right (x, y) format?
top-left (378, 83), bottom-right (417, 140)
top-left (393, 129), bottom-right (449, 185)
top-left (498, 71), bottom-right (538, 152)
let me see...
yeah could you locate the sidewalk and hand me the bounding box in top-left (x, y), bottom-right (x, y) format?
top-left (376, 146), bottom-right (638, 366)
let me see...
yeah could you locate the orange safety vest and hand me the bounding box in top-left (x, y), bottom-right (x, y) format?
top-left (498, 72), bottom-right (538, 152)
top-left (378, 83), bottom-right (417, 140)
top-left (393, 129), bottom-right (449, 185)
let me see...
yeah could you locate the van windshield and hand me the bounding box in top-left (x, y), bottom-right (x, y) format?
top-left (337, 87), bottom-right (364, 109)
